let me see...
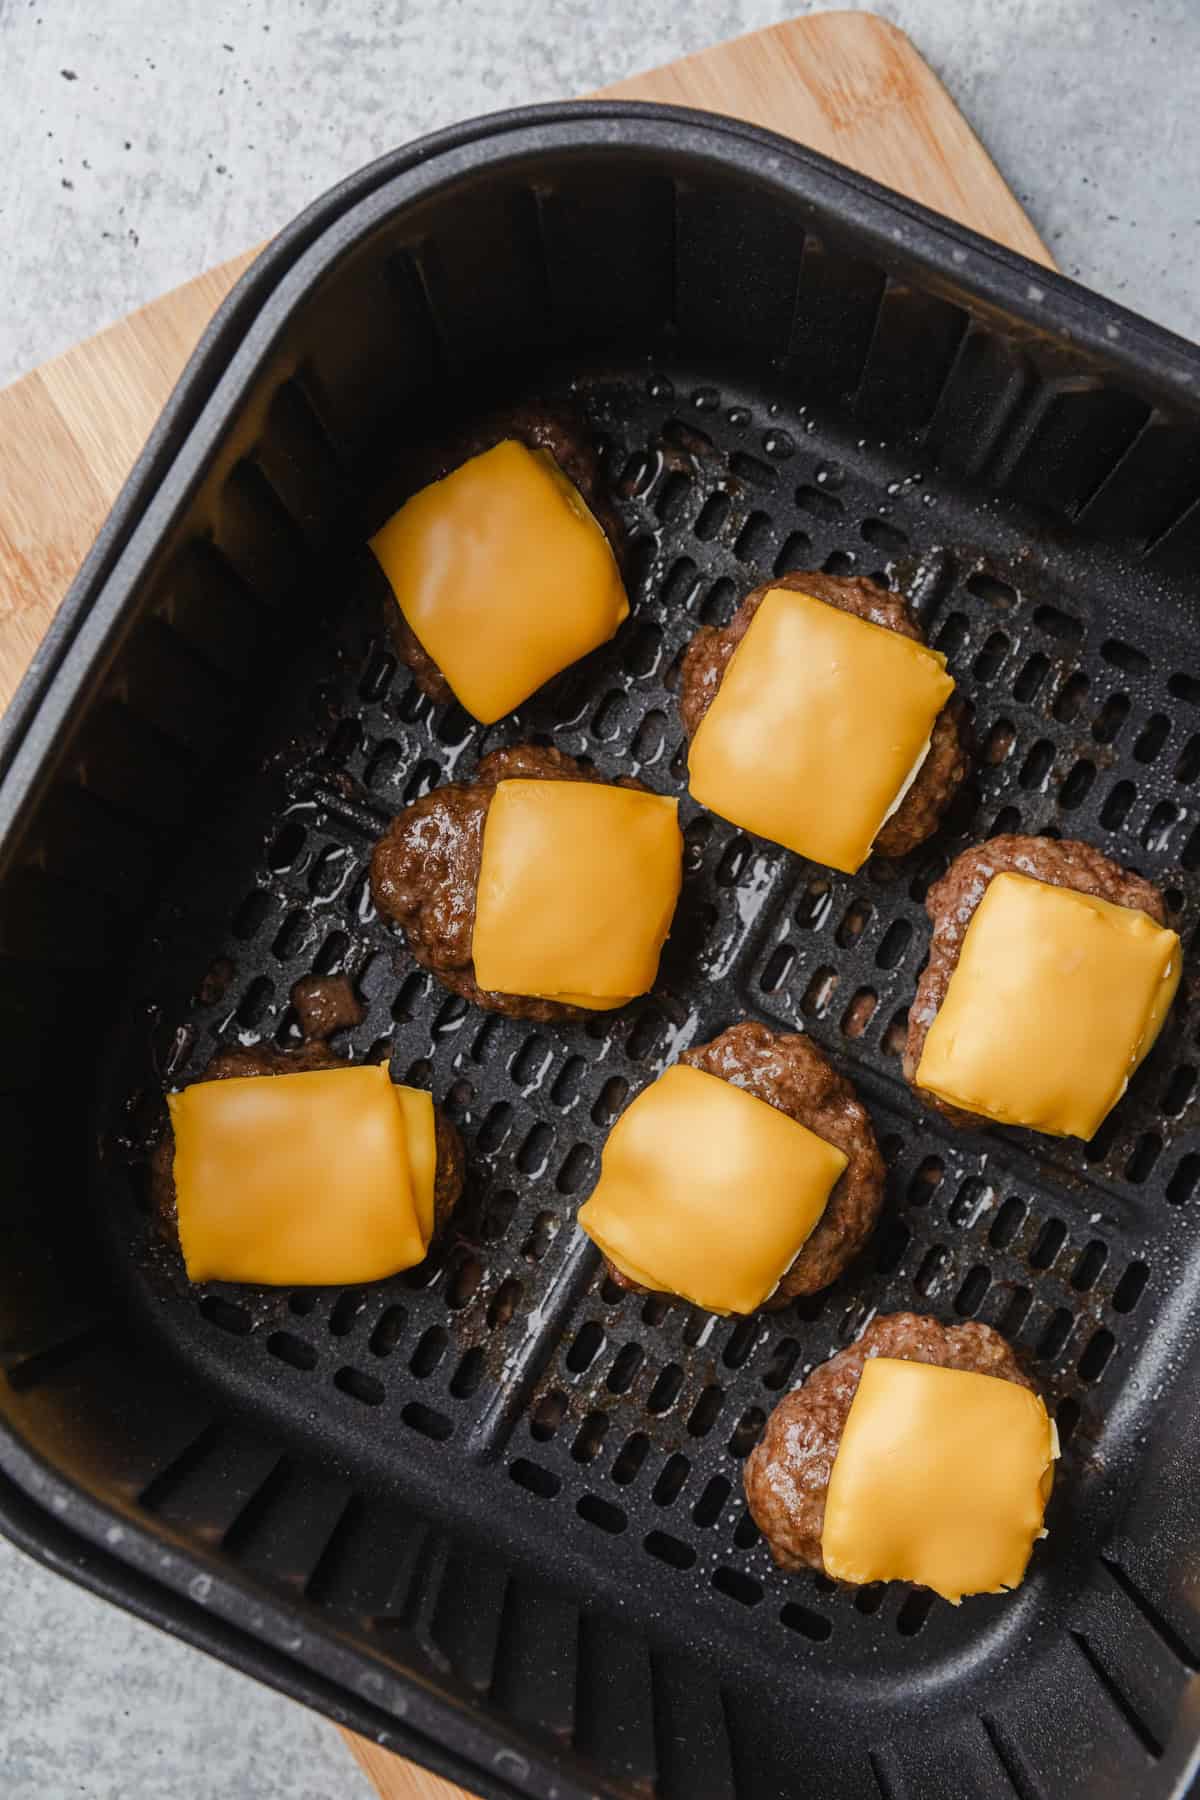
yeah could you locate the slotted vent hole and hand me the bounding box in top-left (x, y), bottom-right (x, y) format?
top-left (1102, 638), bottom-right (1151, 675)
top-left (908, 1157), bottom-right (944, 1206)
top-left (572, 1413), bottom-right (608, 1463)
top-left (973, 632), bottom-right (1009, 682)
top-left (948, 1178), bottom-right (995, 1229)
top-left (1030, 1218), bottom-right (1067, 1270)
top-left (722, 1315), bottom-right (761, 1371)
top-left (781, 1603), bottom-right (832, 1642)
top-left (1112, 1261), bottom-right (1149, 1312)
top-left (1167, 1154), bottom-right (1199, 1204)
top-left (652, 1453), bottom-right (690, 1507)
top-left (841, 987), bottom-right (877, 1038)
top-left (802, 966), bottom-right (839, 1018)
top-left (693, 1475), bottom-right (732, 1528)
top-left (410, 1326), bottom-right (449, 1379)
top-left (1164, 1065), bottom-right (1197, 1116)
top-left (335, 1367), bottom-right (384, 1406)
top-left (1079, 1328), bottom-right (1116, 1383)
top-left (732, 1509), bottom-right (761, 1551)
top-left (896, 1589), bottom-right (936, 1636)
top-left (1037, 1308), bottom-right (1075, 1361)
top-left (1060, 760), bottom-right (1096, 809)
top-left (530, 1390), bottom-right (567, 1442)
top-left (836, 899), bottom-right (872, 947)
top-left (1134, 713), bottom-right (1171, 762)
top-left (1175, 735), bottom-right (1200, 784)
top-left (1070, 1241), bottom-right (1108, 1292)
top-left (644, 1530), bottom-right (695, 1571)
top-left (612, 1433), bottom-right (649, 1486)
top-left (1054, 671), bottom-right (1089, 721)
top-left (578, 1494), bottom-right (626, 1535)
top-left (761, 943), bottom-right (796, 992)
top-left (646, 1364), bottom-right (684, 1416)
top-left (713, 1567), bottom-right (763, 1608)
top-left (566, 1321), bottom-right (605, 1376)
top-left (687, 1385), bottom-right (724, 1438)
top-left (607, 1343), bottom-right (644, 1394)
top-left (729, 1407), bottom-right (766, 1460)
top-left (450, 1349), bottom-right (484, 1399)
top-left (1094, 693), bottom-right (1131, 744)
top-left (268, 1331), bottom-right (316, 1371)
top-left (510, 1458), bottom-right (559, 1499)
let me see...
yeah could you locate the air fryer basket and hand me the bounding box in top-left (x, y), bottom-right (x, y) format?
top-left (2, 105), bottom-right (1200, 1800)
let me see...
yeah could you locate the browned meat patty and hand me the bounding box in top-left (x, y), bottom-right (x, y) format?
top-left (379, 405), bottom-right (627, 708)
top-left (150, 1039), bottom-right (464, 1251)
top-left (677, 570), bottom-right (970, 859)
top-left (904, 833), bottom-right (1169, 1127)
top-left (604, 1022), bottom-right (885, 1304)
top-left (745, 1312), bottom-right (1036, 1574)
top-left (370, 742), bottom-right (646, 1021)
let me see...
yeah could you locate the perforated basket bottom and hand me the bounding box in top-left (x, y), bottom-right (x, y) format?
top-left (96, 351), bottom-right (1200, 1759)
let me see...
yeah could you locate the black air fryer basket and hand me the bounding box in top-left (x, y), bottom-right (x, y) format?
top-left (3, 104), bottom-right (1200, 1800)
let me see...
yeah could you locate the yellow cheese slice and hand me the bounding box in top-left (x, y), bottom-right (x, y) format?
top-left (169, 1064), bottom-right (436, 1285)
top-left (368, 439), bottom-right (629, 724)
top-left (688, 586), bottom-right (955, 873)
top-left (394, 1084), bottom-right (437, 1246)
top-left (577, 1064), bottom-right (847, 1315)
top-left (916, 871), bottom-right (1180, 1138)
top-left (821, 1358), bottom-right (1056, 1604)
top-left (471, 779), bottom-right (682, 1006)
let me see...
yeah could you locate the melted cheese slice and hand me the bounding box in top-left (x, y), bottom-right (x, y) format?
top-left (577, 1064), bottom-right (847, 1315)
top-left (688, 586), bottom-right (955, 873)
top-left (169, 1064), bottom-right (437, 1285)
top-left (394, 1084), bottom-right (437, 1246)
top-left (369, 439), bottom-right (628, 724)
top-left (472, 779), bottom-right (682, 1007)
top-left (916, 871), bottom-right (1180, 1138)
top-left (822, 1358), bottom-right (1056, 1604)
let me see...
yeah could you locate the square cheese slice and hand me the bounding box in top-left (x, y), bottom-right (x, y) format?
top-left (577, 1064), bottom-right (847, 1315)
top-left (688, 586), bottom-right (955, 873)
top-left (169, 1064), bottom-right (436, 1286)
top-left (822, 1358), bottom-right (1056, 1604)
top-left (369, 439), bottom-right (629, 724)
top-left (916, 871), bottom-right (1180, 1138)
top-left (471, 779), bottom-right (682, 1008)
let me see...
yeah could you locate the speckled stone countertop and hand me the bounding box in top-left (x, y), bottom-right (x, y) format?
top-left (2, 2), bottom-right (1199, 1795)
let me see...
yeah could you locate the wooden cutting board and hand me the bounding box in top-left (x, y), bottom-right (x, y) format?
top-left (0, 12), bottom-right (1051, 1800)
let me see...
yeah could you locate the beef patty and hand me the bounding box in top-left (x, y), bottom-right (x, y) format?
top-left (604, 1022), bottom-right (885, 1304)
top-left (150, 1038), bottom-right (465, 1252)
top-left (378, 405), bottom-right (627, 708)
top-left (904, 833), bottom-right (1169, 1127)
top-left (370, 742), bottom-right (646, 1021)
top-left (744, 1312), bottom-right (1036, 1574)
top-left (677, 570), bottom-right (970, 859)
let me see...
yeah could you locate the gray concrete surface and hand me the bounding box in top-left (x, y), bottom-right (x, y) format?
top-left (1, 1), bottom-right (1198, 1796)
top-left (3, 0), bottom-right (1200, 389)
top-left (0, 1534), bottom-right (374, 1799)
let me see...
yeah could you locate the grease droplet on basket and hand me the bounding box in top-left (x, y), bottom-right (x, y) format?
top-left (692, 386), bottom-right (719, 411)
top-left (646, 374), bottom-right (673, 401)
top-left (726, 406), bottom-right (751, 428)
top-left (815, 461), bottom-right (845, 489)
top-left (763, 430), bottom-right (795, 460)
